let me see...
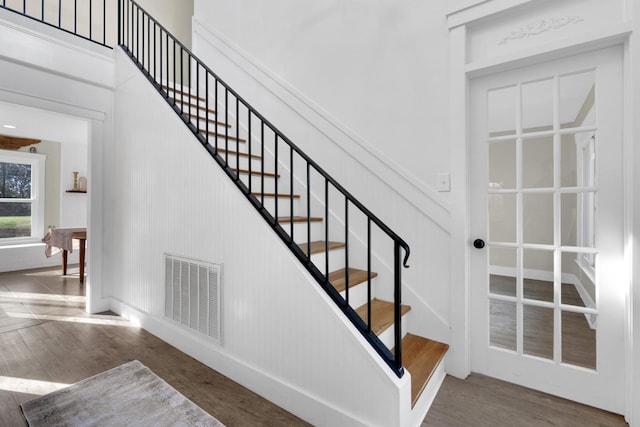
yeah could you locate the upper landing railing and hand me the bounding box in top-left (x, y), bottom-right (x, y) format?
top-left (0, 0), bottom-right (114, 46)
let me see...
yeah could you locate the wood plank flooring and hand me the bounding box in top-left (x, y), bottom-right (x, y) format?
top-left (423, 373), bottom-right (627, 426)
top-left (0, 267), bottom-right (308, 427)
top-left (0, 267), bottom-right (628, 426)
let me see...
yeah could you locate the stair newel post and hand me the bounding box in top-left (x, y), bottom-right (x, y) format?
top-left (394, 240), bottom-right (402, 370)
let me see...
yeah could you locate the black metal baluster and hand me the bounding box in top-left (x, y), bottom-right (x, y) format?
top-left (306, 163), bottom-right (311, 258)
top-left (290, 146), bottom-right (294, 239)
top-left (40, 0), bottom-right (43, 22)
top-left (102, 0), bottom-right (105, 44)
top-left (186, 50), bottom-right (191, 122)
top-left (58, 0), bottom-right (61, 27)
top-left (248, 109), bottom-right (252, 193)
top-left (325, 178), bottom-right (329, 280)
top-left (196, 62), bottom-right (200, 133)
top-left (260, 122), bottom-right (264, 206)
top-left (141, 11), bottom-right (145, 69)
top-left (205, 72), bottom-right (210, 148)
top-left (235, 97), bottom-right (239, 180)
top-left (180, 48), bottom-right (185, 117)
top-left (22, 0), bottom-right (25, 14)
top-left (214, 78), bottom-right (219, 154)
top-left (153, 22), bottom-right (156, 81)
top-left (394, 241), bottom-right (402, 370)
top-left (172, 39), bottom-right (176, 105)
top-left (224, 89), bottom-right (228, 166)
top-left (135, 6), bottom-right (139, 62)
top-left (344, 198), bottom-right (349, 305)
top-left (89, 0), bottom-right (92, 40)
top-left (367, 218), bottom-right (372, 332)
top-left (274, 134), bottom-right (278, 222)
top-left (117, 0), bottom-right (121, 45)
top-left (74, 0), bottom-right (78, 33)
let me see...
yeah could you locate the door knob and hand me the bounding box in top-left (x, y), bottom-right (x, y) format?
top-left (473, 239), bottom-right (485, 249)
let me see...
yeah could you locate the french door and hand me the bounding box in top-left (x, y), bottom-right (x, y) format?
top-left (469, 46), bottom-right (625, 413)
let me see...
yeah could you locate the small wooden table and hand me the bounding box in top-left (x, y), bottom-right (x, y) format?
top-left (62, 231), bottom-right (87, 283)
top-left (42, 227), bottom-right (87, 283)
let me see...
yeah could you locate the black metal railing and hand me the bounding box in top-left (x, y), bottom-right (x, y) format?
top-left (117, 0), bottom-right (411, 377)
top-left (0, 0), bottom-right (114, 47)
top-left (1, 0), bottom-right (413, 378)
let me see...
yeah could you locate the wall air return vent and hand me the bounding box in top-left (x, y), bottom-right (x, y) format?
top-left (164, 254), bottom-right (222, 344)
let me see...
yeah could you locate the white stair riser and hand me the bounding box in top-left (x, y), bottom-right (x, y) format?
top-left (260, 196), bottom-right (300, 218)
top-left (237, 175), bottom-right (286, 194)
top-left (310, 247), bottom-right (345, 273)
top-left (377, 311), bottom-right (410, 350)
top-left (284, 221), bottom-right (324, 244)
top-left (340, 281), bottom-right (370, 311)
top-left (213, 152), bottom-right (261, 170)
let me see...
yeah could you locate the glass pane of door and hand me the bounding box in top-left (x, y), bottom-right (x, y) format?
top-left (486, 71), bottom-right (598, 370)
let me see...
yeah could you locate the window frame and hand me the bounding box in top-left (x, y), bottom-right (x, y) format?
top-left (0, 149), bottom-right (46, 245)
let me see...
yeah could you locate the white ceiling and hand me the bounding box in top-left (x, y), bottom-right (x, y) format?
top-left (0, 101), bottom-right (88, 145)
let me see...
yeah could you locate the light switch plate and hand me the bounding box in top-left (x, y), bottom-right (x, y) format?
top-left (437, 173), bottom-right (450, 192)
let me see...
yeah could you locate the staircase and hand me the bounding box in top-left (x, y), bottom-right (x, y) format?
top-left (163, 82), bottom-right (449, 409)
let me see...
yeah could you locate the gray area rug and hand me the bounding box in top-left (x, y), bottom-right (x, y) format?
top-left (20, 360), bottom-right (225, 426)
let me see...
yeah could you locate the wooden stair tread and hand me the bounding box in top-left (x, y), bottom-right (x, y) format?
top-left (232, 168), bottom-right (279, 178)
top-left (278, 216), bottom-right (323, 223)
top-left (328, 268), bottom-right (377, 293)
top-left (200, 129), bottom-right (246, 143)
top-left (399, 334), bottom-right (449, 408)
top-left (169, 97), bottom-right (216, 115)
top-left (254, 192), bottom-right (300, 199)
top-left (163, 85), bottom-right (207, 102)
top-left (218, 149), bottom-right (261, 159)
top-left (183, 113), bottom-right (230, 128)
top-left (300, 241), bottom-right (345, 256)
top-left (355, 299), bottom-right (410, 336)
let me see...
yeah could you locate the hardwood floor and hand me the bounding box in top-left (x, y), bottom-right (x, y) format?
top-left (0, 267), bottom-right (628, 426)
top-left (0, 267), bottom-right (308, 426)
top-left (424, 373), bottom-right (627, 426)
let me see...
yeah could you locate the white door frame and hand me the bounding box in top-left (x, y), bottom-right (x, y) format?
top-left (446, 0), bottom-right (636, 422)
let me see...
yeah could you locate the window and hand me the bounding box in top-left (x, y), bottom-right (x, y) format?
top-left (0, 150), bottom-right (46, 243)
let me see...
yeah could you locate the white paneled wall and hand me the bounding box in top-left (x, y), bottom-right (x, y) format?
top-left (109, 48), bottom-right (409, 426)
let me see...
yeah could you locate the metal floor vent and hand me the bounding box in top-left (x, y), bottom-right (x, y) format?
top-left (164, 254), bottom-right (222, 344)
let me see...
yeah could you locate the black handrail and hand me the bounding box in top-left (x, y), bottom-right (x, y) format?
top-left (117, 0), bottom-right (410, 377)
top-left (0, 0), bottom-right (113, 48)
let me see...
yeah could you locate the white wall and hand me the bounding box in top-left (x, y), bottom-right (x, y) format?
top-left (192, 1), bottom-right (452, 205)
top-left (107, 47), bottom-right (409, 426)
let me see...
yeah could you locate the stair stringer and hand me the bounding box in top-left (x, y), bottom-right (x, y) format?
top-left (113, 46), bottom-right (416, 427)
